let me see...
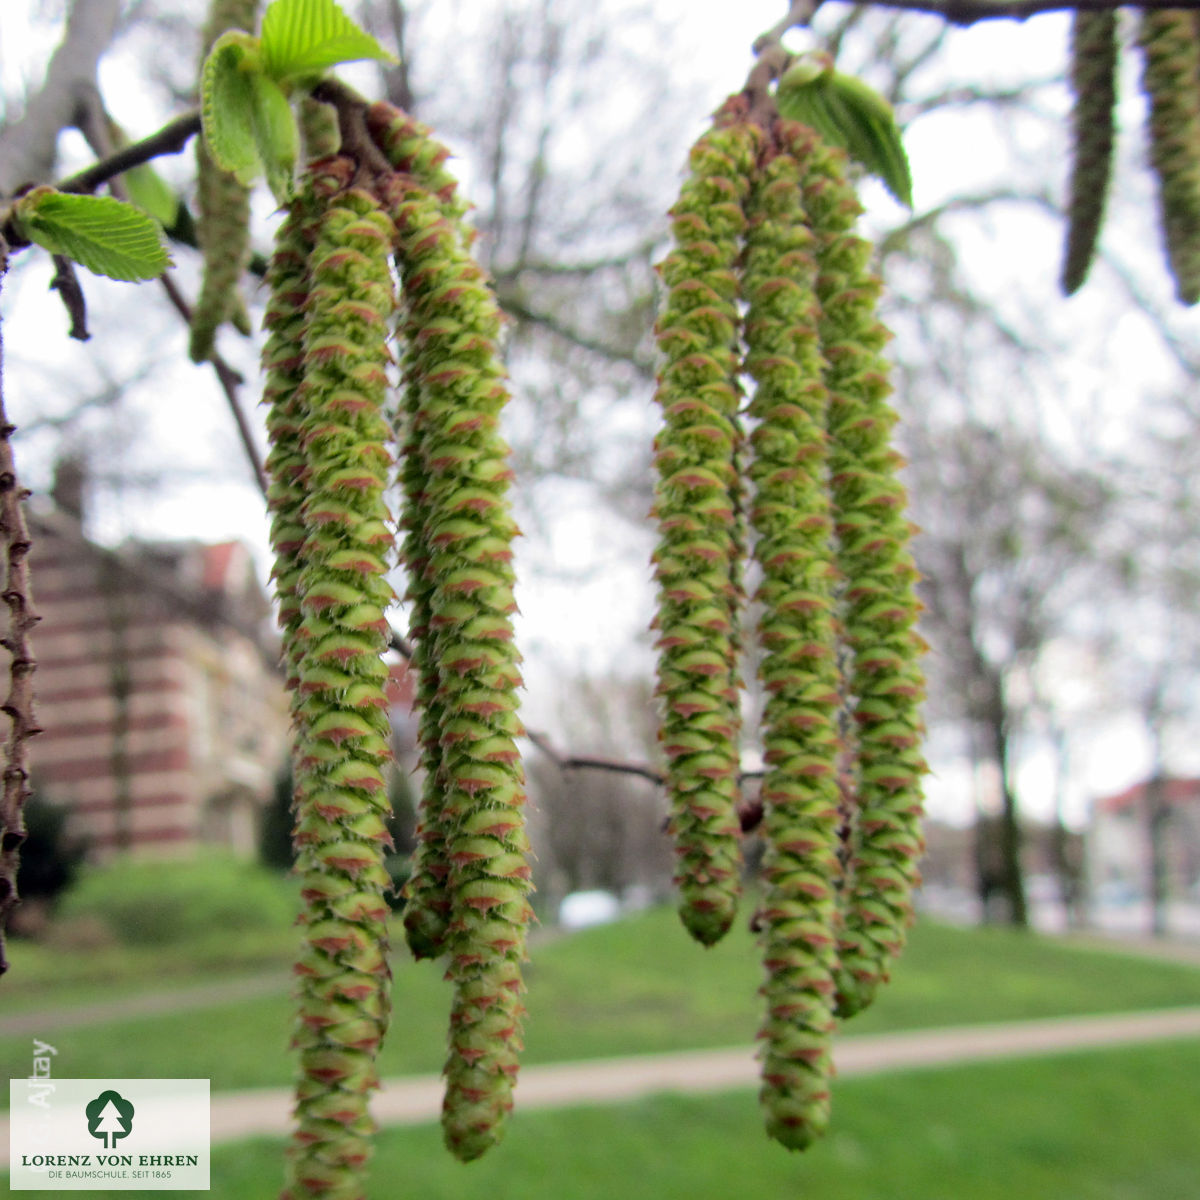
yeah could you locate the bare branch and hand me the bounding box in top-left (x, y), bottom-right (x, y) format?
top-left (838, 0), bottom-right (1200, 25)
top-left (71, 93), bottom-right (269, 500)
top-left (158, 273), bottom-right (269, 499)
top-left (754, 0), bottom-right (825, 54)
top-left (0, 236), bottom-right (44, 975)
top-left (0, 0), bottom-right (122, 195)
top-left (49, 256), bottom-right (90, 342)
top-left (56, 111), bottom-right (202, 197)
top-left (493, 243), bottom-right (659, 279)
top-left (499, 293), bottom-right (656, 375)
top-left (377, 0), bottom-right (416, 113)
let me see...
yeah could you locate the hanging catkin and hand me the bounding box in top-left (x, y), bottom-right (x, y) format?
top-left (368, 102), bottom-right (475, 961)
top-left (384, 167), bottom-right (532, 1161)
top-left (274, 159), bottom-right (399, 1200)
top-left (1061, 11), bottom-right (1119, 296)
top-left (1138, 11), bottom-right (1200, 304)
top-left (650, 103), bottom-right (760, 947)
top-left (190, 0), bottom-right (260, 361)
top-left (743, 123), bottom-right (843, 1151)
top-left (787, 125), bottom-right (927, 1020)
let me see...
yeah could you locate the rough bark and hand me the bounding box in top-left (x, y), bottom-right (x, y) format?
top-left (0, 239), bottom-right (44, 974)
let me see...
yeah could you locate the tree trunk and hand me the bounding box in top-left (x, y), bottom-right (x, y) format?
top-left (0, 0), bottom-right (122, 195)
top-left (986, 694), bottom-right (1028, 928)
top-left (1146, 771), bottom-right (1171, 937)
top-left (1049, 728), bottom-right (1085, 928)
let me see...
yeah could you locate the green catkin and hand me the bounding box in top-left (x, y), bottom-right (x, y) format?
top-left (786, 125), bottom-right (927, 1021)
top-left (394, 354), bottom-right (454, 960)
top-left (264, 185), bottom-right (314, 697)
top-left (743, 125), bottom-right (843, 1152)
top-left (300, 96), bottom-right (342, 161)
top-left (366, 102), bottom-right (471, 225)
top-left (1138, 11), bottom-right (1200, 305)
top-left (1061, 11), bottom-right (1119, 296)
top-left (190, 0), bottom-right (259, 361)
top-left (278, 160), bottom-right (399, 1200)
top-left (384, 172), bottom-right (532, 1162)
top-left (367, 102), bottom-right (473, 960)
top-left (650, 104), bottom-right (761, 947)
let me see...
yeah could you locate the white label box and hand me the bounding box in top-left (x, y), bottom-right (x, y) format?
top-left (9, 1079), bottom-right (209, 1191)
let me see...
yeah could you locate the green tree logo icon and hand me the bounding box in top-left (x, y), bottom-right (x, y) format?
top-left (85, 1090), bottom-right (135, 1149)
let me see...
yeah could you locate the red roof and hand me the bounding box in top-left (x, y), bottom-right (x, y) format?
top-left (1096, 777), bottom-right (1200, 814)
top-left (201, 541), bottom-right (241, 591)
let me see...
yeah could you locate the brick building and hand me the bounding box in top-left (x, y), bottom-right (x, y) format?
top-left (1089, 776), bottom-right (1200, 899)
top-left (19, 488), bottom-right (291, 859)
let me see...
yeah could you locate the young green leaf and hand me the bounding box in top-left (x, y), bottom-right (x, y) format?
top-left (829, 72), bottom-right (913, 208)
top-left (12, 188), bottom-right (171, 281)
top-left (202, 31), bottom-right (262, 183)
top-left (123, 161), bottom-right (180, 227)
top-left (259, 0), bottom-right (396, 84)
top-left (250, 73), bottom-right (299, 203)
top-left (103, 116), bottom-right (180, 226)
top-left (777, 66), bottom-right (913, 208)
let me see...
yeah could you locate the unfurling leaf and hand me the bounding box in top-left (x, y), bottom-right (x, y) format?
top-left (250, 72), bottom-right (299, 203)
top-left (122, 161), bottom-right (180, 227)
top-left (259, 0), bottom-right (396, 85)
top-left (104, 116), bottom-right (181, 226)
top-left (12, 188), bottom-right (171, 281)
top-left (201, 31), bottom-right (262, 182)
top-left (777, 60), bottom-right (914, 209)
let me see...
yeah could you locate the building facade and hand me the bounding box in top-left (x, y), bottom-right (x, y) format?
top-left (20, 502), bottom-right (291, 859)
top-left (1089, 776), bottom-right (1200, 900)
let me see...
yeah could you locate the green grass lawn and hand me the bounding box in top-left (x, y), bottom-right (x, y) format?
top-left (0, 927), bottom-right (297, 1013)
top-left (37, 1038), bottom-right (1200, 1200)
top-left (2, 907), bottom-right (1197, 1101)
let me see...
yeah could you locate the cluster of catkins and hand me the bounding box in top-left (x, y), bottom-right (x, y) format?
top-left (1063, 9), bottom-right (1200, 303)
top-left (262, 101), bottom-right (530, 1199)
top-left (651, 94), bottom-right (926, 1151)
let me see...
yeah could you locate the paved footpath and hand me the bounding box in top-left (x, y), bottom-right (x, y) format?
top-left (4, 1006), bottom-right (1199, 1163)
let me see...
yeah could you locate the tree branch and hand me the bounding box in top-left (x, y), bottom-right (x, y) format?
top-left (498, 293), bottom-right (656, 375)
top-left (837, 0), bottom-right (1200, 24)
top-left (0, 236), bottom-right (44, 975)
top-left (56, 111), bottom-right (202, 196)
top-left (49, 256), bottom-right (90, 342)
top-left (754, 0), bottom-right (825, 54)
top-left (0, 0), bottom-right (122, 196)
top-left (158, 274), bottom-right (269, 498)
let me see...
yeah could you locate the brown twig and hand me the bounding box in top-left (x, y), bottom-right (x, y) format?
top-left (824, 0), bottom-right (1200, 22)
top-left (310, 79), bottom-right (397, 186)
top-left (384, 621), bottom-right (766, 817)
top-left (753, 0), bottom-right (824, 55)
top-left (0, 235), bottom-right (44, 975)
top-left (56, 110), bottom-right (201, 197)
top-left (49, 254), bottom-right (90, 341)
top-left (71, 96), bottom-right (269, 500)
top-left (158, 273), bottom-right (268, 498)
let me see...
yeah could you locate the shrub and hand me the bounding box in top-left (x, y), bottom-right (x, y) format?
top-left (16, 792), bottom-right (88, 905)
top-left (56, 852), bottom-right (300, 946)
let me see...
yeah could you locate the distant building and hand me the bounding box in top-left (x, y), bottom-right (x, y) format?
top-left (18, 493), bottom-right (291, 860)
top-left (1089, 777), bottom-right (1200, 898)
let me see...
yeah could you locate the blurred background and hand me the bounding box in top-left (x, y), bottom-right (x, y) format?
top-left (1, 1), bottom-right (1199, 1197)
